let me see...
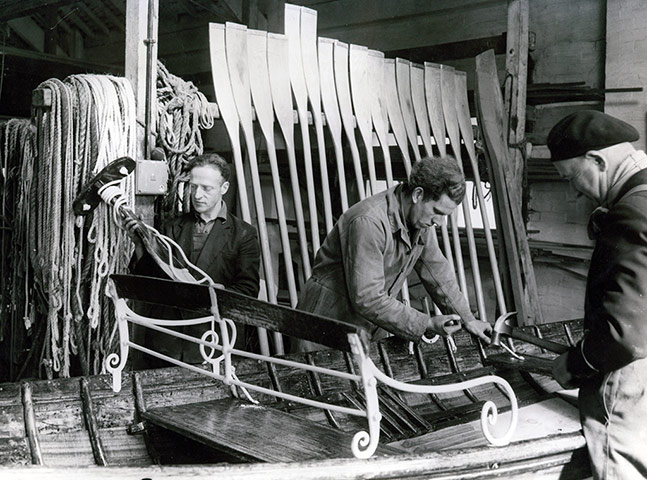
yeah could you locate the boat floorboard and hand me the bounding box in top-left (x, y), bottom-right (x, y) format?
top-left (142, 397), bottom-right (402, 462)
top-left (390, 397), bottom-right (582, 452)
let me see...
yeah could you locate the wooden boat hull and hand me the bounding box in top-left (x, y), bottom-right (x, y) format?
top-left (0, 319), bottom-right (591, 479)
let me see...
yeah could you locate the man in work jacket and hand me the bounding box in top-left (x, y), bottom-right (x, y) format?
top-left (548, 110), bottom-right (647, 480)
top-left (296, 155), bottom-right (492, 350)
top-left (127, 153), bottom-right (260, 365)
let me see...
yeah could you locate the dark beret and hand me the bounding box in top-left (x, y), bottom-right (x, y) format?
top-left (547, 110), bottom-right (639, 162)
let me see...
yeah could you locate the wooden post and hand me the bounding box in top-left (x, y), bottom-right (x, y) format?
top-left (126, 0), bottom-right (158, 226)
top-left (505, 0), bottom-right (543, 324)
top-left (504, 0), bottom-right (528, 206)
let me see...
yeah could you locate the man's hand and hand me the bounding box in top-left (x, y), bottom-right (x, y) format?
top-left (123, 218), bottom-right (145, 260)
top-left (425, 314), bottom-right (462, 338)
top-left (552, 352), bottom-right (578, 389)
top-left (463, 320), bottom-right (492, 343)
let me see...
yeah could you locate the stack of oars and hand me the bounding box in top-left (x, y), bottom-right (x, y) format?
top-left (207, 3), bottom-right (514, 355)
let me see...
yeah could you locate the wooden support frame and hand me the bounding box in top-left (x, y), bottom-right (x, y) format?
top-left (126, 0), bottom-right (158, 226)
top-left (504, 0), bottom-right (542, 325)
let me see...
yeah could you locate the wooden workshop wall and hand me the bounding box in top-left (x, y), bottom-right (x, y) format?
top-left (526, 0), bottom-right (606, 322)
top-left (606, 0), bottom-right (647, 153)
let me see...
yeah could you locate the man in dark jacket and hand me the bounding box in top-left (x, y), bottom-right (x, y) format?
top-left (295, 156), bottom-right (491, 350)
top-left (548, 111), bottom-right (647, 479)
top-left (128, 153), bottom-right (260, 365)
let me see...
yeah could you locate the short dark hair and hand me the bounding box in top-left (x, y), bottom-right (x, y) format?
top-left (186, 154), bottom-right (231, 182)
top-left (403, 156), bottom-right (465, 204)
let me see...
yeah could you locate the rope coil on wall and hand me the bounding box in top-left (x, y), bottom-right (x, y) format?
top-left (156, 61), bottom-right (214, 218)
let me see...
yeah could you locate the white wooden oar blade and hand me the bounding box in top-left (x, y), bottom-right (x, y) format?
top-left (424, 62), bottom-right (447, 157)
top-left (410, 63), bottom-right (434, 157)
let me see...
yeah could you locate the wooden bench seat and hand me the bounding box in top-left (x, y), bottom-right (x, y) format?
top-left (142, 398), bottom-right (401, 462)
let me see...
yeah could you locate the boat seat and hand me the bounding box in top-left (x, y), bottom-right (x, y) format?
top-left (141, 397), bottom-right (401, 462)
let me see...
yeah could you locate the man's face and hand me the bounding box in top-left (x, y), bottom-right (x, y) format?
top-left (553, 154), bottom-right (606, 202)
top-left (408, 189), bottom-right (458, 230)
top-left (189, 165), bottom-right (229, 216)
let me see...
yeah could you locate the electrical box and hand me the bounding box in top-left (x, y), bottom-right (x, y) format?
top-left (136, 160), bottom-right (168, 195)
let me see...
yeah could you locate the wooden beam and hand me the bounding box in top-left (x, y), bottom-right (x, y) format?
top-left (385, 33), bottom-right (506, 64)
top-left (91, 0), bottom-right (125, 32)
top-left (60, 5), bottom-right (95, 38)
top-left (77, 2), bottom-right (112, 36)
top-left (43, 6), bottom-right (59, 54)
top-left (0, 0), bottom-right (74, 22)
top-left (505, 0), bottom-right (542, 324)
top-left (125, 0), bottom-right (158, 225)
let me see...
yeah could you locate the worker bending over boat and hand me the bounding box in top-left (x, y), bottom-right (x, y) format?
top-left (548, 111), bottom-right (647, 480)
top-left (126, 153), bottom-right (261, 364)
top-left (295, 155), bottom-right (491, 351)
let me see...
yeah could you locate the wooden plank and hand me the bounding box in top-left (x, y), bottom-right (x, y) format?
top-left (475, 49), bottom-right (529, 325)
top-left (142, 398), bottom-right (399, 462)
top-left (21, 382), bottom-right (42, 465)
top-left (110, 274), bottom-right (368, 353)
top-left (79, 378), bottom-right (107, 466)
top-left (504, 0), bottom-right (542, 325)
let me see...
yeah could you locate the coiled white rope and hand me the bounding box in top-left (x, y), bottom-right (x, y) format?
top-left (24, 74), bottom-right (136, 378)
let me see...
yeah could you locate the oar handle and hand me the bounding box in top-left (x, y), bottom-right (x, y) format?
top-left (509, 329), bottom-right (570, 354)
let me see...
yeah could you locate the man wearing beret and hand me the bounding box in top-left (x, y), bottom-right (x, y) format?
top-left (548, 110), bottom-right (647, 479)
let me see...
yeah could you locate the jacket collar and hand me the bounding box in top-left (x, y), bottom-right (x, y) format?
top-left (193, 200), bottom-right (228, 224)
top-left (608, 167), bottom-right (647, 208)
top-left (386, 185), bottom-right (424, 249)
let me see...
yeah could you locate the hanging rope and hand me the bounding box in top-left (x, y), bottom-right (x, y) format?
top-left (1, 74), bottom-right (137, 380)
top-left (0, 119), bottom-right (37, 381)
top-left (156, 61), bottom-right (214, 218)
